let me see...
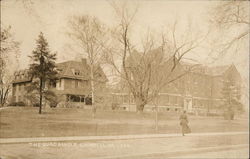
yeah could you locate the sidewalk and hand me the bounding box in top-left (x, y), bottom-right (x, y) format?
top-left (1, 132), bottom-right (248, 159)
top-left (0, 107), bottom-right (10, 111)
top-left (90, 144), bottom-right (249, 159)
top-left (0, 131), bottom-right (248, 144)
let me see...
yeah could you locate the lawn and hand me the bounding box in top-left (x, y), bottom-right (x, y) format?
top-left (0, 107), bottom-right (248, 138)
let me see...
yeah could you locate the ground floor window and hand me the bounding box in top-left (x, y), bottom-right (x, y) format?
top-left (66, 94), bottom-right (85, 103)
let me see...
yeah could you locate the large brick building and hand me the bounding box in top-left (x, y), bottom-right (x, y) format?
top-left (112, 58), bottom-right (242, 113)
top-left (11, 59), bottom-right (107, 107)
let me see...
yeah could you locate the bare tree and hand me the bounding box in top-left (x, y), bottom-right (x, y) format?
top-left (105, 2), bottom-right (206, 113)
top-left (211, 1), bottom-right (249, 28)
top-left (68, 15), bottom-right (107, 118)
top-left (208, 1), bottom-right (249, 60)
top-left (0, 25), bottom-right (20, 107)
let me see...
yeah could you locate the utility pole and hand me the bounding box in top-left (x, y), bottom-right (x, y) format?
top-left (155, 94), bottom-right (159, 132)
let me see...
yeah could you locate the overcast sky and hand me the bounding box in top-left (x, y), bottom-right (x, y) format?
top-left (1, 0), bottom-right (249, 82)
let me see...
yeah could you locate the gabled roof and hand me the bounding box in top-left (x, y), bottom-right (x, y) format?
top-left (56, 60), bottom-right (108, 82)
top-left (13, 59), bottom-right (108, 84)
top-left (205, 65), bottom-right (231, 76)
top-left (56, 60), bottom-right (90, 80)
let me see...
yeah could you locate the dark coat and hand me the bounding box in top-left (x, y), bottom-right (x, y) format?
top-left (179, 113), bottom-right (191, 134)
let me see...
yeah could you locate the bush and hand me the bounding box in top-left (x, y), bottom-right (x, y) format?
top-left (49, 101), bottom-right (58, 108)
top-left (111, 103), bottom-right (119, 110)
top-left (207, 112), bottom-right (221, 117)
top-left (33, 103), bottom-right (40, 107)
top-left (223, 110), bottom-right (235, 120)
top-left (8, 101), bottom-right (26, 106)
top-left (85, 97), bottom-right (92, 105)
top-left (7, 103), bottom-right (15, 106)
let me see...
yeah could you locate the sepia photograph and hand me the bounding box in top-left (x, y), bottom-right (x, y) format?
top-left (0, 0), bottom-right (249, 158)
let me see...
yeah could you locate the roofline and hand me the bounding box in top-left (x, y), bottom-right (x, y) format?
top-left (12, 80), bottom-right (32, 84)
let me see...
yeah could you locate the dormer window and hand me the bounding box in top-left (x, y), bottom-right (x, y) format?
top-left (72, 69), bottom-right (80, 76)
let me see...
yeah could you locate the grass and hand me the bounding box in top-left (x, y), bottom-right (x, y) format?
top-left (0, 107), bottom-right (248, 138)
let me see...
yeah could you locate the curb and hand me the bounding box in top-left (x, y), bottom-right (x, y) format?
top-left (0, 131), bottom-right (248, 144)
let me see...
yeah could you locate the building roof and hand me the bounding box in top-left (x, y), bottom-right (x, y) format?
top-left (56, 60), bottom-right (90, 80)
top-left (57, 59), bottom-right (108, 82)
top-left (12, 69), bottom-right (32, 84)
top-left (13, 59), bottom-right (108, 84)
top-left (205, 65), bottom-right (231, 76)
top-left (180, 61), bottom-right (234, 76)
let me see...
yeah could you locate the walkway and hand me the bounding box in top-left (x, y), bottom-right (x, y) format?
top-left (0, 131), bottom-right (248, 144)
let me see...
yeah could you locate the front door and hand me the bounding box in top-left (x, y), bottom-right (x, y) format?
top-left (184, 98), bottom-right (192, 111)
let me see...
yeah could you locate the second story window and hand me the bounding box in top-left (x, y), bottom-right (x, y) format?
top-left (50, 81), bottom-right (56, 88)
top-left (59, 79), bottom-right (61, 87)
top-left (72, 69), bottom-right (80, 76)
top-left (13, 85), bottom-right (16, 94)
top-left (75, 80), bottom-right (78, 88)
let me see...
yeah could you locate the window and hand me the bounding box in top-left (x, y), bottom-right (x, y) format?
top-left (50, 81), bottom-right (56, 88)
top-left (68, 95), bottom-right (81, 102)
top-left (178, 97), bottom-right (183, 106)
top-left (74, 69), bottom-right (80, 76)
top-left (80, 96), bottom-right (85, 103)
top-left (12, 96), bottom-right (16, 102)
top-left (123, 95), bottom-right (129, 103)
top-left (59, 79), bottom-right (61, 87)
top-left (78, 81), bottom-right (82, 88)
top-left (200, 100), bottom-right (203, 107)
top-left (18, 96), bottom-right (21, 102)
top-left (173, 96), bottom-right (177, 104)
top-left (75, 80), bottom-right (78, 88)
top-left (130, 96), bottom-right (135, 104)
top-left (21, 73), bottom-right (25, 79)
top-left (13, 85), bottom-right (16, 95)
top-left (169, 96), bottom-right (173, 104)
top-left (166, 95), bottom-right (169, 103)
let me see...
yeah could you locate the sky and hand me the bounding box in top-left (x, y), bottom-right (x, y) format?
top-left (1, 0), bottom-right (249, 83)
top-left (2, 0), bottom-right (212, 64)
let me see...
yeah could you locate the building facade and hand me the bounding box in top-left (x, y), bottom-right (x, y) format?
top-left (11, 59), bottom-right (107, 107)
top-left (112, 62), bottom-right (242, 113)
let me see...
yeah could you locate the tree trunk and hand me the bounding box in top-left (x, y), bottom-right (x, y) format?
top-left (90, 65), bottom-right (96, 118)
top-left (0, 88), bottom-right (3, 107)
top-left (39, 77), bottom-right (43, 114)
top-left (3, 86), bottom-right (9, 106)
top-left (135, 97), bottom-right (145, 112)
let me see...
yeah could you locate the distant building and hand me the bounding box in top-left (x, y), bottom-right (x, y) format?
top-left (11, 59), bottom-right (107, 107)
top-left (112, 56), bottom-right (242, 113)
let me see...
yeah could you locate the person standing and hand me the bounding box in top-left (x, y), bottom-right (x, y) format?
top-left (179, 110), bottom-right (191, 136)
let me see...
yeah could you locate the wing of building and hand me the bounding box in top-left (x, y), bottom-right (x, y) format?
top-left (113, 57), bottom-right (242, 114)
top-left (11, 59), bottom-right (107, 107)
